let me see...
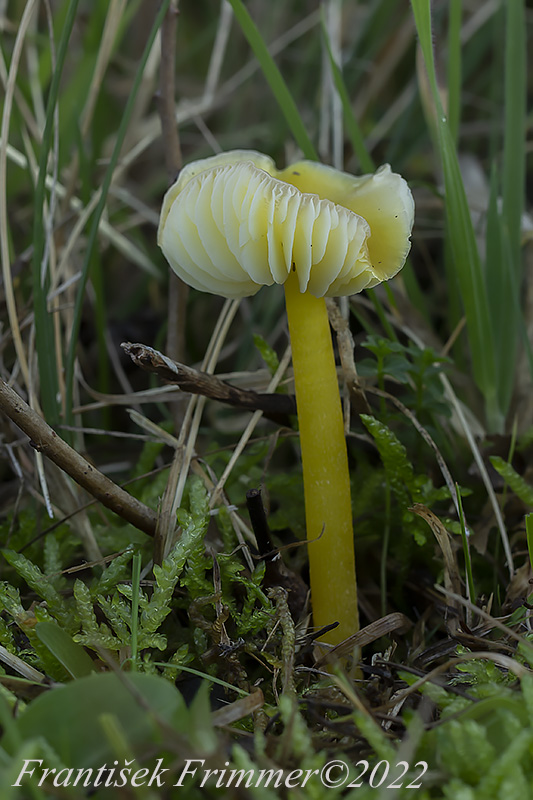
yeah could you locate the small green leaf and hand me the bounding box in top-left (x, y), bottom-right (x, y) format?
top-left (11, 672), bottom-right (187, 767)
top-left (527, 514), bottom-right (533, 576)
top-left (35, 622), bottom-right (95, 679)
top-left (360, 415), bottom-right (416, 502)
top-left (1, 550), bottom-right (72, 629)
top-left (253, 333), bottom-right (279, 376)
top-left (490, 456), bottom-right (533, 506)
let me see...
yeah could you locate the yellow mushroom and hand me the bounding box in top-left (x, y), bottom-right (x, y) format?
top-left (158, 150), bottom-right (414, 646)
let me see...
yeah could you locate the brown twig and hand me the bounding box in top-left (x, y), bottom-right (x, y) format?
top-left (121, 341), bottom-right (296, 424)
top-left (0, 380), bottom-right (157, 537)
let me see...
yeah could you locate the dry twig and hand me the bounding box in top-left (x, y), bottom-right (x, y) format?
top-left (121, 341), bottom-right (296, 423)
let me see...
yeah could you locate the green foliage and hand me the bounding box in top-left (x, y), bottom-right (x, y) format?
top-left (0, 614), bottom-right (15, 652)
top-left (143, 519), bottom-right (207, 634)
top-left (373, 658), bottom-right (533, 798)
top-left (173, 481), bottom-right (212, 604)
top-left (412, 0), bottom-right (498, 427)
top-left (35, 621), bottom-right (95, 679)
top-left (31, 0), bottom-right (82, 430)
top-left (527, 514), bottom-right (533, 575)
top-left (232, 561), bottom-right (273, 636)
top-left (361, 414), bottom-right (415, 501)
top-left (73, 578), bottom-right (119, 650)
top-left (359, 336), bottom-right (451, 420)
top-left (253, 333), bottom-right (280, 376)
top-left (1, 549), bottom-right (74, 630)
top-left (43, 536), bottom-right (66, 592)
top-left (4, 672), bottom-right (190, 769)
top-left (411, 0), bottom-right (529, 431)
top-left (0, 475), bottom-right (281, 695)
top-left (360, 414), bottom-right (441, 545)
top-left (490, 456), bottom-right (533, 505)
top-left (90, 546), bottom-right (135, 597)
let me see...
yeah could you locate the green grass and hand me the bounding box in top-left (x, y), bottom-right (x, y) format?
top-left (0, 1), bottom-right (532, 797)
top-left (31, 0), bottom-right (81, 430)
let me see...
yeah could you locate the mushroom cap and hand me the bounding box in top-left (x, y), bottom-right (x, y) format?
top-left (158, 150), bottom-right (414, 299)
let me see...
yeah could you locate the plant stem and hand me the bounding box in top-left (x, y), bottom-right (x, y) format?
top-left (130, 552), bottom-right (142, 671)
top-left (284, 271), bottom-right (359, 645)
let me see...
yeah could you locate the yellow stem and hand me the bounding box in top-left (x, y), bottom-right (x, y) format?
top-left (284, 271), bottom-right (359, 645)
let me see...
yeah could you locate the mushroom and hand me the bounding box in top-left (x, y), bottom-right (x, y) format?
top-left (158, 150), bottom-right (414, 646)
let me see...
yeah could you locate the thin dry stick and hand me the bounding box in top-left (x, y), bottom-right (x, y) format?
top-left (324, 0), bottom-right (343, 170)
top-left (204, 345), bottom-right (292, 575)
top-left (440, 374), bottom-right (513, 578)
top-left (326, 298), bottom-right (371, 414)
top-left (158, 0), bottom-right (187, 366)
top-left (154, 298), bottom-right (240, 563)
top-left (435, 586), bottom-right (531, 649)
top-left (203, 0), bottom-right (233, 103)
top-left (3, 143), bottom-right (160, 286)
top-left (158, 1), bottom-right (182, 175)
top-left (382, 651), bottom-right (529, 709)
top-left (0, 380), bottom-right (158, 537)
top-left (117, 11), bottom-right (320, 176)
top-left (172, 299), bottom-right (242, 518)
top-left (0, 32), bottom-right (41, 140)
top-left (0, 644), bottom-right (47, 684)
top-left (121, 341), bottom-right (296, 421)
top-left (209, 346), bottom-right (293, 508)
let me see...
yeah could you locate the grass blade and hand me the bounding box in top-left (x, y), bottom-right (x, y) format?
top-left (411, 0), bottom-right (499, 430)
top-left (485, 164), bottom-right (506, 389)
top-left (456, 483), bottom-right (475, 605)
top-left (527, 514), bottom-right (533, 575)
top-left (320, 11), bottom-right (374, 173)
top-left (446, 0), bottom-right (462, 146)
top-left (502, 0), bottom-right (525, 282)
top-left (35, 621), bottom-right (95, 679)
top-left (64, 0), bottom-right (172, 427)
top-left (227, 0), bottom-right (318, 161)
top-left (32, 0), bottom-right (81, 427)
top-left (321, 10), bottom-right (426, 323)
top-left (493, 0), bottom-right (526, 416)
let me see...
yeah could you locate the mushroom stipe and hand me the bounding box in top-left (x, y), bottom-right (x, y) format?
top-left (158, 150), bottom-right (414, 647)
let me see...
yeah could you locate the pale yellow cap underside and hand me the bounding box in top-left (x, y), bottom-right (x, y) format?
top-left (158, 150), bottom-right (414, 299)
